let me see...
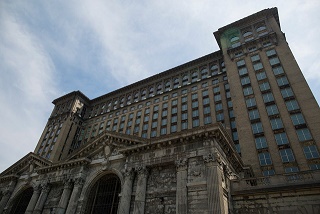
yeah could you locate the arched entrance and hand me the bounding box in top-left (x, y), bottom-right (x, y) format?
top-left (85, 174), bottom-right (121, 214)
top-left (9, 187), bottom-right (33, 214)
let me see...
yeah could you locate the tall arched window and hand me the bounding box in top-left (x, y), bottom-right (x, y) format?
top-left (165, 81), bottom-right (171, 91)
top-left (173, 78), bottom-right (179, 89)
top-left (85, 174), bottom-right (121, 214)
top-left (182, 75), bottom-right (189, 86)
top-left (230, 36), bottom-right (240, 48)
top-left (191, 71), bottom-right (198, 83)
top-left (201, 68), bottom-right (208, 79)
top-left (9, 187), bottom-right (33, 214)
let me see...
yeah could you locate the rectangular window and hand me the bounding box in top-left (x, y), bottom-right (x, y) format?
top-left (181, 104), bottom-right (188, 111)
top-left (192, 110), bottom-right (199, 117)
top-left (238, 67), bottom-right (248, 76)
top-left (236, 59), bottom-right (245, 67)
top-left (181, 121), bottom-right (188, 130)
top-left (151, 130), bottom-right (157, 137)
top-left (273, 66), bottom-right (284, 75)
top-left (256, 72), bottom-right (267, 81)
top-left (203, 98), bottom-right (210, 105)
top-left (296, 128), bottom-right (312, 141)
top-left (241, 76), bottom-right (251, 85)
top-left (279, 148), bottom-right (295, 162)
top-left (160, 127), bottom-right (167, 135)
top-left (266, 105), bottom-right (279, 116)
top-left (230, 120), bottom-right (236, 129)
top-left (213, 87), bottom-right (220, 94)
top-left (232, 132), bottom-right (239, 141)
top-left (161, 118), bottom-right (167, 126)
top-left (290, 113), bottom-right (305, 126)
top-left (285, 100), bottom-right (299, 111)
top-left (192, 119), bottom-right (199, 127)
top-left (266, 49), bottom-right (276, 57)
top-left (246, 98), bottom-right (256, 108)
top-left (251, 122), bottom-right (264, 134)
top-left (192, 101), bottom-right (199, 108)
top-left (215, 103), bottom-right (223, 111)
top-left (153, 113), bottom-right (158, 120)
top-left (281, 88), bottom-right (294, 99)
top-left (181, 96), bottom-right (188, 103)
top-left (303, 145), bottom-right (320, 159)
top-left (229, 110), bottom-right (234, 118)
top-left (181, 113), bottom-right (188, 120)
top-left (277, 76), bottom-right (289, 87)
top-left (191, 93), bottom-right (198, 100)
top-left (262, 93), bottom-right (274, 103)
top-left (152, 121), bottom-right (157, 128)
top-left (172, 99), bottom-right (178, 106)
top-left (253, 63), bottom-right (263, 71)
top-left (243, 86), bottom-right (253, 96)
top-left (255, 136), bottom-right (268, 149)
top-left (270, 118), bottom-right (283, 130)
top-left (284, 167), bottom-right (299, 173)
top-left (216, 113), bottom-right (224, 121)
top-left (204, 116), bottom-right (212, 125)
top-left (251, 54), bottom-right (260, 62)
top-left (171, 125), bottom-right (177, 133)
top-left (227, 100), bottom-right (233, 108)
top-left (162, 102), bottom-right (168, 109)
top-left (203, 106), bottom-right (211, 114)
top-left (258, 152), bottom-right (272, 165)
top-left (249, 109), bottom-right (260, 120)
top-left (171, 107), bottom-right (178, 114)
top-left (161, 110), bottom-right (168, 117)
top-left (214, 94), bottom-right (221, 102)
top-left (262, 170), bottom-right (275, 176)
top-left (171, 116), bottom-right (177, 123)
top-left (274, 132), bottom-right (289, 145)
top-left (269, 57), bottom-right (280, 66)
top-left (202, 90), bottom-right (209, 97)
top-left (259, 82), bottom-right (271, 92)
top-left (212, 79), bottom-right (219, 85)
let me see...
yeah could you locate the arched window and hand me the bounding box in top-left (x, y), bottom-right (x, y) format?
top-left (243, 31), bottom-right (253, 42)
top-left (126, 95), bottom-right (132, 105)
top-left (165, 81), bottom-right (171, 91)
top-left (120, 97), bottom-right (125, 106)
top-left (141, 89), bottom-right (147, 99)
top-left (230, 36), bottom-right (240, 48)
top-left (149, 87), bottom-right (154, 96)
top-left (201, 68), bottom-right (208, 79)
top-left (134, 92), bottom-right (139, 102)
top-left (211, 64), bottom-right (219, 76)
top-left (85, 174), bottom-right (121, 214)
top-left (182, 75), bottom-right (189, 86)
top-left (256, 25), bottom-right (267, 36)
top-left (191, 71), bottom-right (198, 83)
top-left (9, 187), bottom-right (33, 214)
top-left (173, 78), bottom-right (179, 89)
top-left (157, 84), bottom-right (162, 94)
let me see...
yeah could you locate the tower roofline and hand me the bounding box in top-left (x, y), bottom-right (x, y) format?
top-left (214, 7), bottom-right (280, 49)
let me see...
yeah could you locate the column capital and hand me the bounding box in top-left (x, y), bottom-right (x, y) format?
top-left (123, 167), bottom-right (134, 180)
top-left (74, 177), bottom-right (85, 187)
top-left (32, 184), bottom-right (42, 193)
top-left (63, 179), bottom-right (74, 190)
top-left (175, 158), bottom-right (188, 171)
top-left (203, 151), bottom-right (222, 166)
top-left (135, 165), bottom-right (149, 178)
top-left (41, 183), bottom-right (51, 193)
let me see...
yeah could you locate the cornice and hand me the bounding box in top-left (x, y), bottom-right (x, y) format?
top-left (35, 157), bottom-right (91, 174)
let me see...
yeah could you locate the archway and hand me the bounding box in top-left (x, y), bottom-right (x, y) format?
top-left (9, 187), bottom-right (33, 214)
top-left (85, 174), bottom-right (121, 214)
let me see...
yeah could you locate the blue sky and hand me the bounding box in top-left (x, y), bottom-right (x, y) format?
top-left (0, 0), bottom-right (319, 172)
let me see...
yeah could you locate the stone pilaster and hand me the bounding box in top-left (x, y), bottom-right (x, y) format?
top-left (118, 167), bottom-right (134, 214)
top-left (175, 158), bottom-right (188, 214)
top-left (33, 183), bottom-right (51, 214)
top-left (56, 179), bottom-right (73, 214)
top-left (203, 151), bottom-right (225, 214)
top-left (25, 184), bottom-right (41, 214)
top-left (133, 166), bottom-right (148, 214)
top-left (0, 190), bottom-right (12, 214)
top-left (65, 178), bottom-right (84, 214)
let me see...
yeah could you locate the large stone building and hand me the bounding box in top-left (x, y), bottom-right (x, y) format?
top-left (0, 7), bottom-right (320, 214)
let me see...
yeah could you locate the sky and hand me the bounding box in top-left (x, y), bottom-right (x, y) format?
top-left (0, 0), bottom-right (319, 173)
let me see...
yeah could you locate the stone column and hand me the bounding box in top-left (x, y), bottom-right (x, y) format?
top-left (133, 166), bottom-right (148, 214)
top-left (33, 183), bottom-right (51, 214)
top-left (25, 185), bottom-right (42, 214)
top-left (118, 167), bottom-right (134, 214)
top-left (65, 178), bottom-right (84, 214)
top-left (203, 152), bottom-right (225, 214)
top-left (0, 190), bottom-right (12, 213)
top-left (175, 158), bottom-right (188, 214)
top-left (56, 180), bottom-right (73, 214)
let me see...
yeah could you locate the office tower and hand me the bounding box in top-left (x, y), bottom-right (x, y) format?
top-left (1, 8), bottom-right (319, 214)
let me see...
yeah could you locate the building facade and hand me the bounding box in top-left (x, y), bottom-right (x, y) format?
top-left (0, 7), bottom-right (320, 214)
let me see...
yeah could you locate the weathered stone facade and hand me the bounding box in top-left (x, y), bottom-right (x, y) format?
top-left (1, 7), bottom-right (320, 214)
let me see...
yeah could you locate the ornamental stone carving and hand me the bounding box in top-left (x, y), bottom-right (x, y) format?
top-left (175, 158), bottom-right (187, 171)
top-left (203, 151), bottom-right (222, 165)
top-left (135, 165), bottom-right (149, 177)
top-left (74, 177), bottom-right (85, 187)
